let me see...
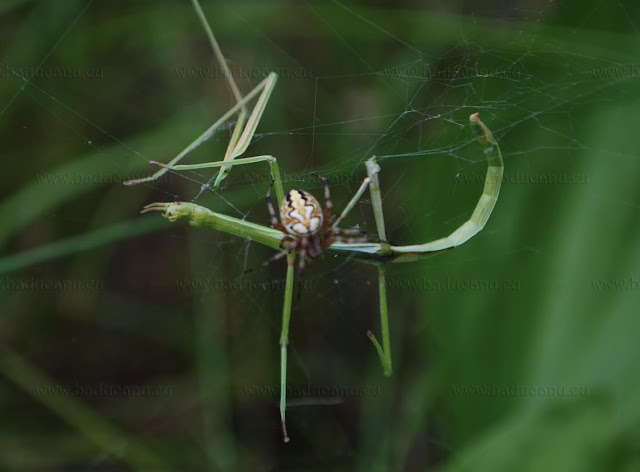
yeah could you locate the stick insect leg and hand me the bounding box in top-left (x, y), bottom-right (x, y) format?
top-left (331, 177), bottom-right (371, 228)
top-left (191, 0), bottom-right (244, 107)
top-left (211, 71), bottom-right (277, 190)
top-left (279, 253), bottom-right (296, 443)
top-left (148, 154), bottom-right (286, 206)
top-left (367, 266), bottom-right (392, 376)
top-left (124, 73), bottom-right (277, 188)
top-left (355, 161), bottom-right (392, 375)
top-left (122, 72), bottom-right (275, 187)
top-left (190, 0), bottom-right (248, 185)
top-left (192, 0), bottom-right (279, 190)
top-left (127, 0), bottom-right (278, 190)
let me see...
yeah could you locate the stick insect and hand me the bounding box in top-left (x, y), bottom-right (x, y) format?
top-left (125, 0), bottom-right (504, 443)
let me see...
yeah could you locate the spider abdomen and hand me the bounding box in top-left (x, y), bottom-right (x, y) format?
top-left (281, 189), bottom-right (323, 236)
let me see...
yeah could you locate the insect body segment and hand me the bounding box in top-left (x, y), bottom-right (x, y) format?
top-left (281, 190), bottom-right (323, 236)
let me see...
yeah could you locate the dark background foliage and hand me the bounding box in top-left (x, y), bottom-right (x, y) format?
top-left (1, 0), bottom-right (639, 470)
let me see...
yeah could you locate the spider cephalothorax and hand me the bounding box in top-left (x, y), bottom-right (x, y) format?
top-left (265, 175), bottom-right (374, 274)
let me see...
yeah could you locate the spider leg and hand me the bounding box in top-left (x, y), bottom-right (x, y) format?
top-left (266, 181), bottom-right (288, 234)
top-left (297, 247), bottom-right (308, 276)
top-left (327, 235), bottom-right (377, 245)
top-left (331, 227), bottom-right (367, 235)
top-left (279, 236), bottom-right (294, 249)
top-left (295, 237), bottom-right (310, 276)
top-left (263, 247), bottom-right (293, 267)
top-left (312, 173), bottom-right (334, 223)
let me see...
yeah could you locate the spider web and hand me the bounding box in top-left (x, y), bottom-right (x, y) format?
top-left (1, 0), bottom-right (638, 467)
top-left (131, 0), bottom-right (637, 364)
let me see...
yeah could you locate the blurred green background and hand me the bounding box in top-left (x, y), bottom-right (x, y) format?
top-left (1, 0), bottom-right (639, 470)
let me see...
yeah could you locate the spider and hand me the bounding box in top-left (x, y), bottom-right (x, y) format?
top-left (264, 174), bottom-right (376, 275)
